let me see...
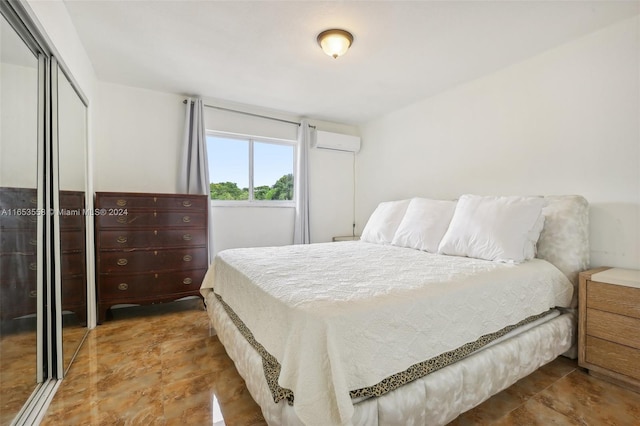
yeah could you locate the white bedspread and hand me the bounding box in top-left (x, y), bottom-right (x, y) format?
top-left (200, 241), bottom-right (574, 426)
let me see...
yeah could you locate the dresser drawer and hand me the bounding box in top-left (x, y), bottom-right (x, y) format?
top-left (61, 229), bottom-right (85, 252)
top-left (61, 252), bottom-right (85, 277)
top-left (98, 228), bottom-right (207, 249)
top-left (96, 193), bottom-right (207, 210)
top-left (586, 308), bottom-right (640, 350)
top-left (587, 281), bottom-right (640, 319)
top-left (58, 211), bottom-right (85, 230)
top-left (60, 191), bottom-right (84, 209)
top-left (0, 187), bottom-right (38, 209)
top-left (0, 254), bottom-right (38, 283)
top-left (0, 273), bottom-right (38, 318)
top-left (99, 269), bottom-right (206, 300)
top-left (62, 275), bottom-right (86, 305)
top-left (0, 214), bottom-right (39, 229)
top-left (0, 230), bottom-right (38, 253)
top-left (98, 247), bottom-right (207, 273)
top-left (95, 211), bottom-right (206, 229)
top-left (58, 191), bottom-right (85, 230)
top-left (0, 286), bottom-right (37, 318)
top-left (585, 336), bottom-right (640, 381)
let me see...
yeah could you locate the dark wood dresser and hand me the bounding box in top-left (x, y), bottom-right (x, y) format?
top-left (0, 187), bottom-right (40, 320)
top-left (95, 192), bottom-right (208, 323)
top-left (59, 190), bottom-right (87, 323)
top-left (0, 187), bottom-right (86, 322)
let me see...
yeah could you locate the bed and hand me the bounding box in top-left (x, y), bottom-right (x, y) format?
top-left (201, 195), bottom-right (589, 426)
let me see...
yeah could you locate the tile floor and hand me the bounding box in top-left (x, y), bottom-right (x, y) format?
top-left (0, 314), bottom-right (86, 425)
top-left (38, 299), bottom-right (640, 425)
top-left (1, 318), bottom-right (38, 426)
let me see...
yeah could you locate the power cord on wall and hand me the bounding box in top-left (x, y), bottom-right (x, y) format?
top-left (352, 151), bottom-right (356, 237)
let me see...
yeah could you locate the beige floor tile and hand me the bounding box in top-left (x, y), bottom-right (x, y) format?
top-left (491, 397), bottom-right (577, 425)
top-left (31, 299), bottom-right (640, 426)
top-left (533, 370), bottom-right (640, 425)
top-left (160, 335), bottom-right (229, 384)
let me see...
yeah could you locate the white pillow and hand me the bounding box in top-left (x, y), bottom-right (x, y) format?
top-left (391, 198), bottom-right (457, 253)
top-left (437, 194), bottom-right (545, 263)
top-left (360, 199), bottom-right (410, 244)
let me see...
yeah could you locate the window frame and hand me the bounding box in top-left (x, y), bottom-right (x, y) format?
top-left (206, 130), bottom-right (297, 208)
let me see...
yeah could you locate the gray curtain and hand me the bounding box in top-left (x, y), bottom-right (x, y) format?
top-left (294, 119), bottom-right (314, 244)
top-left (180, 98), bottom-right (214, 261)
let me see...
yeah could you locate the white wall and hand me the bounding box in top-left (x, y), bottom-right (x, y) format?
top-left (0, 63), bottom-right (39, 187)
top-left (94, 87), bottom-right (359, 254)
top-left (356, 16), bottom-right (640, 270)
top-left (93, 82), bottom-right (184, 193)
top-left (58, 71), bottom-right (87, 191)
top-left (309, 148), bottom-right (355, 242)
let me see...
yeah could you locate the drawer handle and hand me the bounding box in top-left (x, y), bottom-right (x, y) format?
top-left (182, 200), bottom-right (192, 207)
top-left (182, 216), bottom-right (191, 223)
top-left (29, 262), bottom-right (37, 271)
top-left (183, 278), bottom-right (192, 285)
top-left (117, 258), bottom-right (128, 266)
top-left (29, 216), bottom-right (38, 223)
top-left (183, 255), bottom-right (192, 262)
top-left (117, 216), bottom-right (128, 224)
top-left (183, 233), bottom-right (192, 241)
top-left (29, 290), bottom-right (37, 298)
top-left (30, 197), bottom-right (37, 205)
top-left (116, 236), bottom-right (128, 244)
top-left (116, 199), bottom-right (127, 207)
top-left (29, 238), bottom-right (38, 246)
top-left (118, 283), bottom-right (129, 291)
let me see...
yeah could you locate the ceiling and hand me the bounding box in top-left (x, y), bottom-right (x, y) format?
top-left (63, 1), bottom-right (639, 125)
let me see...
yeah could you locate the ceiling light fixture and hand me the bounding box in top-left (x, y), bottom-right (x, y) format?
top-left (317, 29), bottom-right (353, 59)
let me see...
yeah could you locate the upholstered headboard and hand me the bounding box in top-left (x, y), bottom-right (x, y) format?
top-left (536, 195), bottom-right (590, 294)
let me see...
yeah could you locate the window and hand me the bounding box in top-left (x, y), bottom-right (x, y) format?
top-left (207, 132), bottom-right (295, 204)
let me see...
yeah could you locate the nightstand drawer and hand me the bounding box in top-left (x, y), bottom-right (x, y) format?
top-left (587, 281), bottom-right (640, 319)
top-left (586, 308), bottom-right (640, 350)
top-left (585, 336), bottom-right (640, 381)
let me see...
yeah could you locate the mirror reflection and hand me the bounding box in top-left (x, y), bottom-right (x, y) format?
top-left (0, 12), bottom-right (41, 425)
top-left (57, 67), bottom-right (88, 373)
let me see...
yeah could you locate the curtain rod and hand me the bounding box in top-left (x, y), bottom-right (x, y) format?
top-left (183, 99), bottom-right (315, 128)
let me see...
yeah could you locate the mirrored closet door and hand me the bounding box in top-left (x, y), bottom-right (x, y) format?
top-left (0, 9), bottom-right (44, 425)
top-left (56, 64), bottom-right (89, 374)
top-left (0, 1), bottom-right (92, 424)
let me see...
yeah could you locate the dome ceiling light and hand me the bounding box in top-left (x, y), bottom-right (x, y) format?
top-left (317, 29), bottom-right (354, 59)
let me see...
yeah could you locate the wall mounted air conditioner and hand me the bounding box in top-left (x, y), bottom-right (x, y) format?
top-left (312, 130), bottom-right (361, 153)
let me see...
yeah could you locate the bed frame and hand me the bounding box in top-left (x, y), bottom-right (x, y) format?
top-left (203, 195), bottom-right (589, 425)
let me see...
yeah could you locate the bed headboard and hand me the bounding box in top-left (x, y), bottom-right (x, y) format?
top-left (536, 195), bottom-right (590, 289)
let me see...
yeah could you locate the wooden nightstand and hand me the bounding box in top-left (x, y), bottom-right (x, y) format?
top-left (332, 235), bottom-right (360, 242)
top-left (578, 267), bottom-right (640, 392)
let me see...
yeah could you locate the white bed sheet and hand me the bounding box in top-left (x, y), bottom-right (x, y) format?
top-left (200, 242), bottom-right (574, 426)
top-left (205, 291), bottom-right (575, 425)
